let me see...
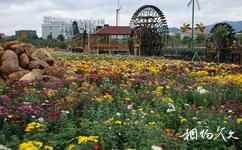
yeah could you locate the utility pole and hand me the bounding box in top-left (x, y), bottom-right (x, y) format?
top-left (191, 0), bottom-right (195, 51)
top-left (87, 18), bottom-right (93, 53)
top-left (116, 0), bottom-right (122, 26)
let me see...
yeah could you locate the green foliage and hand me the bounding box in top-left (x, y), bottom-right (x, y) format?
top-left (0, 36), bottom-right (16, 43)
top-left (47, 34), bottom-right (53, 40)
top-left (168, 34), bottom-right (181, 48)
top-left (237, 34), bottom-right (242, 44)
top-left (182, 36), bottom-right (193, 48)
top-left (212, 26), bottom-right (229, 48)
top-left (196, 34), bottom-right (207, 46)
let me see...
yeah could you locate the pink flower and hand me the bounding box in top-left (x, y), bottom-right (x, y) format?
top-left (0, 95), bottom-right (11, 105)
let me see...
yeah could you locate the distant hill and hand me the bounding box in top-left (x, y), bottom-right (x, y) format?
top-left (169, 27), bottom-right (180, 34)
top-left (169, 21), bottom-right (242, 34)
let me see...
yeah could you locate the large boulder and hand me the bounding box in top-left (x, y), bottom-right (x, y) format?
top-left (1, 41), bottom-right (19, 50)
top-left (43, 66), bottom-right (66, 79)
top-left (22, 43), bottom-right (34, 57)
top-left (28, 60), bottom-right (49, 70)
top-left (0, 42), bottom-right (67, 84)
top-left (19, 53), bottom-right (29, 68)
top-left (7, 70), bottom-right (30, 84)
top-left (0, 46), bottom-right (4, 59)
top-left (31, 49), bottom-right (52, 60)
top-left (20, 69), bottom-right (42, 82)
top-left (0, 50), bottom-right (20, 75)
top-left (0, 45), bottom-right (4, 51)
top-left (42, 57), bottom-right (54, 66)
top-left (38, 60), bottom-right (49, 69)
top-left (40, 75), bottom-right (61, 88)
top-left (8, 43), bottom-right (25, 55)
top-left (28, 61), bottom-right (40, 70)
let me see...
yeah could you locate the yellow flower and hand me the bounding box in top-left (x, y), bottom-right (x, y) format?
top-left (155, 86), bottom-right (163, 92)
top-left (148, 122), bottom-right (157, 125)
top-left (44, 145), bottom-right (54, 150)
top-left (34, 141), bottom-right (43, 147)
top-left (25, 122), bottom-right (44, 132)
top-left (150, 110), bottom-right (155, 114)
top-left (19, 142), bottom-right (38, 150)
top-left (192, 71), bottom-right (209, 76)
top-left (47, 89), bottom-right (55, 98)
top-left (181, 118), bottom-right (188, 123)
top-left (72, 67), bottom-right (78, 72)
top-left (66, 76), bottom-right (75, 81)
top-left (19, 141), bottom-right (53, 150)
top-left (166, 85), bottom-right (171, 90)
top-left (237, 118), bottom-right (242, 125)
top-left (115, 120), bottom-right (122, 125)
top-left (68, 144), bottom-right (76, 150)
top-left (148, 66), bottom-right (158, 73)
top-left (162, 97), bottom-right (174, 103)
top-left (103, 93), bottom-right (113, 101)
top-left (155, 86), bottom-right (166, 96)
top-left (77, 136), bottom-right (99, 144)
top-left (70, 82), bottom-right (78, 89)
top-left (95, 93), bottom-right (113, 102)
top-left (105, 117), bottom-right (114, 124)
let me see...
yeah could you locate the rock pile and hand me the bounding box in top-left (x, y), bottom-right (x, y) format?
top-left (0, 41), bottom-right (66, 84)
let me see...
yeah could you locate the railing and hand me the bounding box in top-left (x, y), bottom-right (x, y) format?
top-left (92, 43), bottom-right (129, 50)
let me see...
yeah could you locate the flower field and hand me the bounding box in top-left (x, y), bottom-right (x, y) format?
top-left (0, 50), bottom-right (242, 149)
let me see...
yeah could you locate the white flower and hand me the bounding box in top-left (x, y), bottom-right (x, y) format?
top-left (38, 117), bottom-right (44, 122)
top-left (193, 117), bottom-right (198, 120)
top-left (152, 145), bottom-right (162, 150)
top-left (184, 104), bottom-right (190, 106)
top-left (7, 115), bottom-right (13, 118)
top-left (116, 112), bottom-right (121, 116)
top-left (127, 104), bottom-right (133, 110)
top-left (31, 115), bottom-right (36, 119)
top-left (197, 86), bottom-right (208, 94)
top-left (167, 103), bottom-right (176, 113)
top-left (0, 144), bottom-right (12, 150)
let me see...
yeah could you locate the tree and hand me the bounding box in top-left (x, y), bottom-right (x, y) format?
top-left (47, 34), bottom-right (53, 40)
top-left (57, 34), bottom-right (65, 41)
top-left (168, 34), bottom-right (181, 48)
top-left (238, 34), bottom-right (242, 44)
top-left (32, 34), bottom-right (39, 40)
top-left (196, 34), bottom-right (206, 46)
top-left (182, 36), bottom-right (193, 48)
top-left (211, 26), bottom-right (231, 63)
top-left (212, 26), bottom-right (228, 49)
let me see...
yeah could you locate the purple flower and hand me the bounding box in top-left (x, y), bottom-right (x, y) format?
top-left (0, 95), bottom-right (11, 105)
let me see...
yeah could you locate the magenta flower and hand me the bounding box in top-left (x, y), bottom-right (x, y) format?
top-left (0, 95), bottom-right (11, 105)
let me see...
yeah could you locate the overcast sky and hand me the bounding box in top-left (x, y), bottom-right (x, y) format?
top-left (0, 0), bottom-right (242, 36)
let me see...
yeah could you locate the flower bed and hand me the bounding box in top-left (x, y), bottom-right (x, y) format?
top-left (0, 51), bottom-right (241, 149)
